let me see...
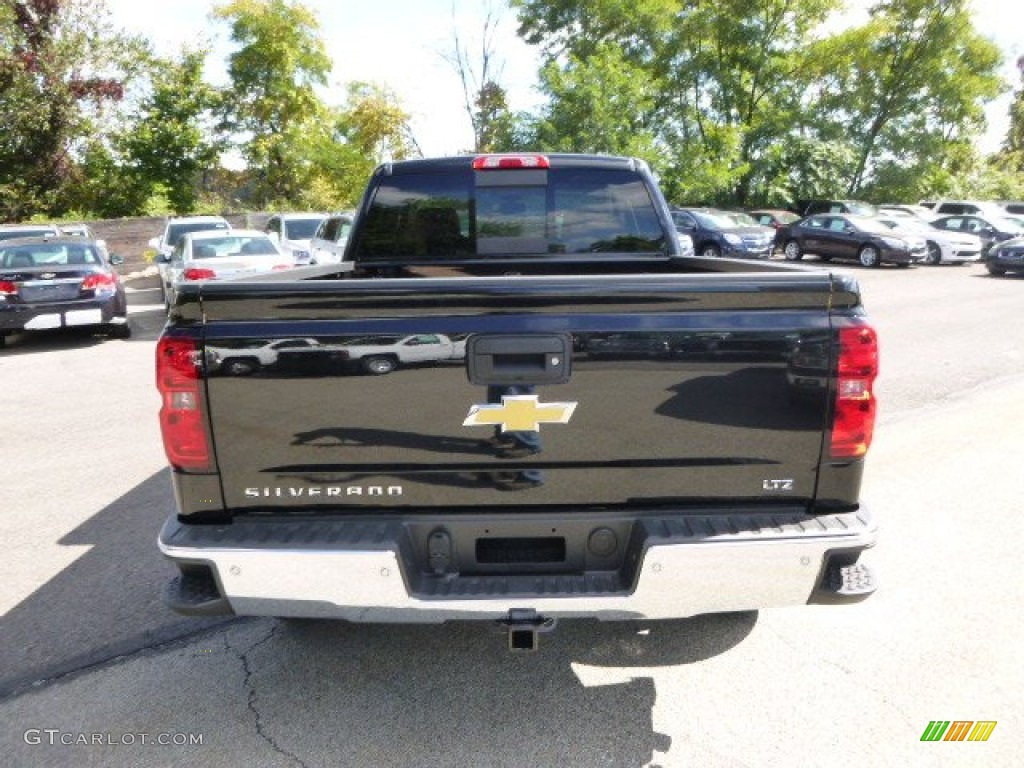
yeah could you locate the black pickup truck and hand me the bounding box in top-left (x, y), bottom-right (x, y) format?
top-left (156, 154), bottom-right (879, 649)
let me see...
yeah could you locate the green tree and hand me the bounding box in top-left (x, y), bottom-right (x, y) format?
top-left (287, 82), bottom-right (417, 211)
top-left (512, 0), bottom-right (1006, 206)
top-left (120, 48), bottom-right (224, 214)
top-left (810, 0), bottom-right (1003, 200)
top-left (530, 41), bottom-right (660, 160)
top-left (513, 0), bottom-right (841, 204)
top-left (213, 0), bottom-right (333, 207)
top-left (0, 0), bottom-right (145, 220)
top-left (998, 56), bottom-right (1024, 176)
top-left (653, 0), bottom-right (838, 204)
top-left (1007, 63), bottom-right (1024, 153)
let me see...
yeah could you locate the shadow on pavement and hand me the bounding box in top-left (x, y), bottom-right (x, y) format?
top-left (231, 611), bottom-right (759, 766)
top-left (0, 469), bottom-right (234, 699)
top-left (0, 457), bottom-right (757, 765)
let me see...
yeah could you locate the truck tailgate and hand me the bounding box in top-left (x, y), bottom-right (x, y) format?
top-left (195, 273), bottom-right (849, 513)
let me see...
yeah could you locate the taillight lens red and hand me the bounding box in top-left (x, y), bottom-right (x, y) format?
top-left (0, 280), bottom-right (17, 296)
top-left (81, 273), bottom-right (118, 294)
top-left (831, 323), bottom-right (879, 459)
top-left (156, 337), bottom-right (212, 471)
top-left (184, 267), bottom-right (217, 281)
top-left (272, 264), bottom-right (292, 270)
top-left (472, 154), bottom-right (550, 170)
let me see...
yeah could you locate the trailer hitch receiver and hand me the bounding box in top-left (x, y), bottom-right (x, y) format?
top-left (498, 608), bottom-right (556, 652)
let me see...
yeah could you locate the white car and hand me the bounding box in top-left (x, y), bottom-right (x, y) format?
top-left (877, 216), bottom-right (984, 265)
top-left (205, 338), bottom-right (343, 376)
top-left (338, 333), bottom-right (467, 374)
top-left (676, 231), bottom-right (695, 258)
top-left (264, 212), bottom-right (327, 265)
top-left (163, 229), bottom-right (292, 310)
top-left (0, 223), bottom-right (61, 241)
top-left (309, 211), bottom-right (355, 265)
top-left (149, 216), bottom-right (231, 304)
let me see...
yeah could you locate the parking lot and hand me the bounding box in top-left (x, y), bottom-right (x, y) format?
top-left (1, 262), bottom-right (1022, 767)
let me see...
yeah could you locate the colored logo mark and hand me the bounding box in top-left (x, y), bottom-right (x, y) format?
top-left (920, 721), bottom-right (997, 742)
top-left (463, 395), bottom-right (577, 433)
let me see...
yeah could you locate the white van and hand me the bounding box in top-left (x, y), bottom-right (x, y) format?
top-left (263, 212), bottom-right (327, 265)
top-left (309, 212), bottom-right (354, 264)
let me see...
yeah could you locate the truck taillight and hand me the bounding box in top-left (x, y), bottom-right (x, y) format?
top-left (830, 323), bottom-right (879, 459)
top-left (184, 267), bottom-right (217, 280)
top-left (157, 337), bottom-right (212, 471)
top-left (472, 154), bottom-right (550, 170)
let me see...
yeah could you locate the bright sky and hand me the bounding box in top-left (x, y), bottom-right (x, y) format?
top-left (105, 0), bottom-right (1023, 157)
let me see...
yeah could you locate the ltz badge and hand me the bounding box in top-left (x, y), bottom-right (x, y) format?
top-left (463, 395), bottom-right (577, 433)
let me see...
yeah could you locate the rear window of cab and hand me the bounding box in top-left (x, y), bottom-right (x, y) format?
top-left (352, 168), bottom-right (666, 262)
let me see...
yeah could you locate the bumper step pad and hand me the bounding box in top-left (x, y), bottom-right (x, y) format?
top-left (165, 569), bottom-right (233, 616)
top-left (828, 561), bottom-right (877, 597)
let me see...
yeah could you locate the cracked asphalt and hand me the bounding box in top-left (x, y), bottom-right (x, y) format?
top-left (1, 265), bottom-right (1022, 767)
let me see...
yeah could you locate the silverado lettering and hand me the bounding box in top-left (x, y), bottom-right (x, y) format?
top-left (156, 153), bottom-right (879, 650)
top-left (244, 486), bottom-right (405, 498)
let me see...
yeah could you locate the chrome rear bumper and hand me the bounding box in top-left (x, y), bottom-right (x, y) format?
top-left (159, 508), bottom-right (878, 621)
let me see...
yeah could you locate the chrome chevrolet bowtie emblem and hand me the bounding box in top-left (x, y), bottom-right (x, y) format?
top-left (463, 395), bottom-right (577, 432)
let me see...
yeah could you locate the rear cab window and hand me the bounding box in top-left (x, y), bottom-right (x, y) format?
top-left (350, 162), bottom-right (668, 265)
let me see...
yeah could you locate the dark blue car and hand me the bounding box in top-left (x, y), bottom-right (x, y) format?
top-left (670, 208), bottom-right (774, 259)
top-left (985, 235), bottom-right (1024, 276)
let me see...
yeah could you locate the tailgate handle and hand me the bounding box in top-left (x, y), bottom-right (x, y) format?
top-left (466, 334), bottom-right (572, 385)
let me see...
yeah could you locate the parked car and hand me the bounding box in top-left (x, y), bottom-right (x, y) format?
top-left (309, 211), bottom-right (355, 265)
top-left (206, 338), bottom-right (348, 376)
top-left (984, 236), bottom-right (1024, 276)
top-left (335, 333), bottom-right (468, 374)
top-left (264, 212), bottom-right (327, 265)
top-left (149, 216), bottom-right (231, 305)
top-left (877, 204), bottom-right (934, 220)
top-left (161, 229), bottom-right (292, 310)
top-left (748, 209), bottom-right (801, 249)
top-left (59, 223), bottom-right (108, 249)
top-left (796, 199), bottom-right (879, 217)
top-left (999, 201), bottom-right (1024, 215)
top-left (0, 224), bottom-right (61, 241)
top-left (930, 200), bottom-right (1007, 218)
top-left (875, 216), bottom-right (983, 265)
top-left (670, 207), bottom-right (774, 259)
top-left (58, 223), bottom-right (94, 238)
top-left (0, 236), bottom-right (128, 346)
top-left (676, 231), bottom-right (695, 258)
top-left (930, 214), bottom-right (1024, 255)
top-left (780, 213), bottom-right (926, 267)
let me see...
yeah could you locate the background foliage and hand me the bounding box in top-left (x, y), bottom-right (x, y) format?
top-left (1, 0), bottom-right (1022, 222)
